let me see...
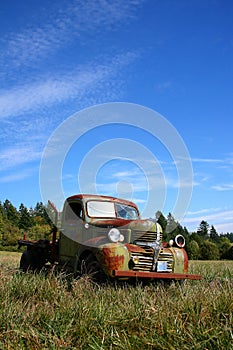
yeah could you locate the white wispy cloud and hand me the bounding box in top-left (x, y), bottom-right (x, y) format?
top-left (0, 52), bottom-right (137, 120)
top-left (182, 208), bottom-right (233, 233)
top-left (97, 168), bottom-right (192, 193)
top-left (0, 146), bottom-right (42, 170)
top-left (191, 157), bottom-right (223, 163)
top-left (0, 167), bottom-right (37, 183)
top-left (169, 178), bottom-right (196, 189)
top-left (187, 208), bottom-right (221, 215)
top-left (0, 50), bottom-right (139, 175)
top-left (0, 0), bottom-right (144, 70)
top-left (212, 184), bottom-right (233, 191)
top-left (191, 156), bottom-right (233, 191)
top-left (193, 154), bottom-right (233, 167)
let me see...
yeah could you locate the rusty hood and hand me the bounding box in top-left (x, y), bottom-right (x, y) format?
top-left (88, 218), bottom-right (157, 232)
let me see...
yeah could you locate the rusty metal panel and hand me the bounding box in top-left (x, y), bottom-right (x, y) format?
top-left (59, 232), bottom-right (78, 256)
top-left (97, 243), bottom-right (130, 277)
top-left (170, 247), bottom-right (188, 274)
top-left (113, 270), bottom-right (201, 280)
top-left (125, 243), bottom-right (146, 253)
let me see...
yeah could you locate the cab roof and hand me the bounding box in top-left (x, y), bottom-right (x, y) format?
top-left (66, 194), bottom-right (138, 209)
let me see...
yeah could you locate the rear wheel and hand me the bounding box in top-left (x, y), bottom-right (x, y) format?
top-left (20, 250), bottom-right (34, 272)
top-left (20, 250), bottom-right (45, 272)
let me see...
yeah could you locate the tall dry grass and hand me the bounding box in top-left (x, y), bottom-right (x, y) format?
top-left (0, 252), bottom-right (232, 349)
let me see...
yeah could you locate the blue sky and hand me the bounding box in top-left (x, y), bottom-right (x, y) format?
top-left (0, 0), bottom-right (233, 233)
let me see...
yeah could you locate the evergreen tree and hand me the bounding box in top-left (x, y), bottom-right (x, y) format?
top-left (179, 226), bottom-right (190, 244)
top-left (0, 212), bottom-right (3, 238)
top-left (3, 199), bottom-right (19, 226)
top-left (209, 225), bottom-right (219, 243)
top-left (18, 203), bottom-right (35, 230)
top-left (197, 220), bottom-right (209, 240)
top-left (190, 232), bottom-right (203, 246)
top-left (165, 213), bottom-right (188, 242)
top-left (155, 211), bottom-right (167, 232)
top-left (0, 202), bottom-right (4, 218)
top-left (34, 202), bottom-right (53, 226)
top-left (166, 213), bottom-right (177, 235)
top-left (221, 232), bottom-right (233, 243)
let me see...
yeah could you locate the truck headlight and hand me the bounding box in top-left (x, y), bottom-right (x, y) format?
top-left (169, 239), bottom-right (174, 247)
top-left (175, 234), bottom-right (185, 248)
top-left (108, 228), bottom-right (121, 243)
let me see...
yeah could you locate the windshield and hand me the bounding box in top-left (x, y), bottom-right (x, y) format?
top-left (115, 203), bottom-right (139, 220)
top-left (86, 200), bottom-right (139, 219)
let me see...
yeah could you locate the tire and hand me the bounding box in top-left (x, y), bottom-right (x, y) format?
top-left (20, 250), bottom-right (34, 272)
top-left (20, 250), bottom-right (45, 272)
top-left (82, 253), bottom-right (107, 283)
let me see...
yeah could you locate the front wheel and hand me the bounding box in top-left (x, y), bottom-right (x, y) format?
top-left (82, 253), bottom-right (107, 283)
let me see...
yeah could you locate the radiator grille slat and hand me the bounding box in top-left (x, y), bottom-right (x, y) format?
top-left (132, 230), bottom-right (163, 243)
top-left (130, 247), bottom-right (154, 271)
top-left (130, 246), bottom-right (174, 273)
top-left (129, 228), bottom-right (174, 273)
top-left (157, 251), bottom-right (174, 272)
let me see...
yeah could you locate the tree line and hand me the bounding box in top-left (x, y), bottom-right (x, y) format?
top-left (156, 211), bottom-right (233, 260)
top-left (0, 199), bottom-right (53, 251)
top-left (0, 199), bottom-right (232, 259)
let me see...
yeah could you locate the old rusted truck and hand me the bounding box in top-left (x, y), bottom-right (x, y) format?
top-left (18, 194), bottom-right (201, 282)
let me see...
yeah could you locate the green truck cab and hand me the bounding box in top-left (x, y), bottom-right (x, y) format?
top-left (18, 194), bottom-right (201, 282)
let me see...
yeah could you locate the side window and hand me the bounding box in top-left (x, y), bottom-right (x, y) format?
top-left (64, 202), bottom-right (83, 222)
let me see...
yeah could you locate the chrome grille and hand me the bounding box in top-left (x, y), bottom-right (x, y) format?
top-left (157, 249), bottom-right (174, 272)
top-left (132, 230), bottom-right (162, 243)
top-left (130, 246), bottom-right (154, 271)
top-left (130, 247), bottom-right (174, 273)
top-left (129, 226), bottom-right (173, 273)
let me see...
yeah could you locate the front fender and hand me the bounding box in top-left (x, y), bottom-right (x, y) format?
top-left (96, 243), bottom-right (130, 277)
top-left (170, 247), bottom-right (188, 273)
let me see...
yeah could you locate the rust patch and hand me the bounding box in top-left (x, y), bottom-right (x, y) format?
top-left (182, 248), bottom-right (189, 273)
top-left (125, 243), bottom-right (145, 253)
top-left (89, 218), bottom-right (132, 227)
top-left (162, 247), bottom-right (171, 254)
top-left (102, 247), bottom-right (125, 270)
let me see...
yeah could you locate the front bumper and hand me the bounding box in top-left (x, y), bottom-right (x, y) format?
top-left (113, 270), bottom-right (201, 280)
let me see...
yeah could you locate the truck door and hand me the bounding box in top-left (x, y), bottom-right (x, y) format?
top-left (59, 200), bottom-right (84, 265)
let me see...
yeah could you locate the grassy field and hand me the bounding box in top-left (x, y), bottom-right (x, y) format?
top-left (0, 251), bottom-right (232, 349)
